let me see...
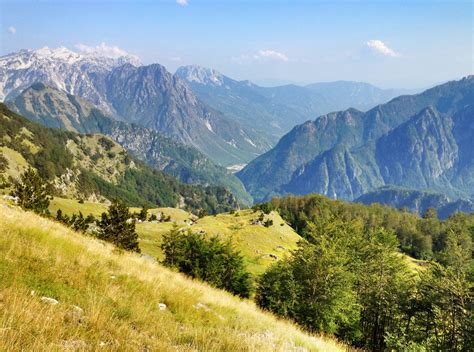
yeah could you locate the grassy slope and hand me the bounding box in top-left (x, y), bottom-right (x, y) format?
top-left (0, 205), bottom-right (345, 351)
top-left (48, 198), bottom-right (303, 275)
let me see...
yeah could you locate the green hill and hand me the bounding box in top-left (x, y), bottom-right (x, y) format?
top-left (0, 103), bottom-right (238, 214)
top-left (0, 204), bottom-right (345, 351)
top-left (47, 197), bottom-right (303, 276)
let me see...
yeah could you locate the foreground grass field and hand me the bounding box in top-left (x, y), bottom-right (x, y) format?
top-left (0, 205), bottom-right (346, 351)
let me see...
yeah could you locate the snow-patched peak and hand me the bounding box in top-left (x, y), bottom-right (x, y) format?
top-left (0, 46), bottom-right (142, 104)
top-left (175, 65), bottom-right (225, 86)
top-left (0, 45), bottom-right (141, 70)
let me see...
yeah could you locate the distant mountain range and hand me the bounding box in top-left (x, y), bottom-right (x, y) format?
top-left (355, 186), bottom-right (474, 220)
top-left (6, 83), bottom-right (252, 205)
top-left (0, 47), bottom-right (269, 166)
top-left (2, 46), bottom-right (472, 217)
top-left (176, 65), bottom-right (414, 145)
top-left (238, 76), bottom-right (474, 212)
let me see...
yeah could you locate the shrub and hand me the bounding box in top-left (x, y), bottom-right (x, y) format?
top-left (263, 219), bottom-right (273, 227)
top-left (161, 226), bottom-right (253, 298)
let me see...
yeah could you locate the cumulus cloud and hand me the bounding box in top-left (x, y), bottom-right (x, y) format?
top-left (7, 26), bottom-right (16, 35)
top-left (232, 49), bottom-right (289, 64)
top-left (366, 39), bottom-right (400, 57)
top-left (176, 0), bottom-right (188, 6)
top-left (255, 49), bottom-right (289, 62)
top-left (75, 42), bottom-right (131, 58)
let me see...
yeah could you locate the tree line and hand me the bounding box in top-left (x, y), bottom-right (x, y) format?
top-left (254, 194), bottom-right (473, 351)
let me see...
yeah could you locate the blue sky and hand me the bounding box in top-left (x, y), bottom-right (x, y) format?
top-left (1, 0), bottom-right (472, 88)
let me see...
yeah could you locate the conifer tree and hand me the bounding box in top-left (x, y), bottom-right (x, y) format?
top-left (11, 167), bottom-right (50, 214)
top-left (97, 200), bottom-right (140, 252)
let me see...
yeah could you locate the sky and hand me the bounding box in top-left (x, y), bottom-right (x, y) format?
top-left (1, 0), bottom-right (473, 88)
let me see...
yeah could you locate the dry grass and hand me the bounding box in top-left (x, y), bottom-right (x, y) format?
top-left (0, 205), bottom-right (347, 351)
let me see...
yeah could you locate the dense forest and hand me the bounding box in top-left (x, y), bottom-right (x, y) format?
top-left (254, 194), bottom-right (473, 351)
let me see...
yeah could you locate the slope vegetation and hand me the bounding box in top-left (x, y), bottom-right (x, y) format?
top-left (0, 205), bottom-right (345, 351)
top-left (0, 103), bottom-right (238, 213)
top-left (238, 76), bottom-right (474, 208)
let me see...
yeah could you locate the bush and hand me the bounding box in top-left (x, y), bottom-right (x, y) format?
top-left (161, 226), bottom-right (253, 298)
top-left (263, 219), bottom-right (273, 227)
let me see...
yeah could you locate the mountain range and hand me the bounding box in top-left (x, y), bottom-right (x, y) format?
top-left (176, 65), bottom-right (414, 145)
top-left (355, 186), bottom-right (474, 220)
top-left (6, 82), bottom-right (252, 204)
top-left (0, 47), bottom-right (269, 166)
top-left (238, 76), bottom-right (474, 208)
top-left (2, 47), bottom-right (473, 218)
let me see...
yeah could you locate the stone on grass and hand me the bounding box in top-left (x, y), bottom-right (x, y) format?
top-left (41, 296), bottom-right (59, 305)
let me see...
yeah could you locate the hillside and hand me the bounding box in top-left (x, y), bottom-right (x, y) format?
top-left (0, 103), bottom-right (238, 213)
top-left (0, 204), bottom-right (345, 351)
top-left (238, 76), bottom-right (474, 208)
top-left (46, 197), bottom-right (303, 276)
top-left (7, 83), bottom-right (252, 205)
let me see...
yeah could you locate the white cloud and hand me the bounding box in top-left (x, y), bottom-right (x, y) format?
top-left (366, 39), bottom-right (400, 57)
top-left (7, 26), bottom-right (16, 35)
top-left (176, 0), bottom-right (188, 6)
top-left (255, 49), bottom-right (289, 62)
top-left (232, 49), bottom-right (289, 64)
top-left (170, 56), bottom-right (182, 62)
top-left (75, 42), bottom-right (131, 58)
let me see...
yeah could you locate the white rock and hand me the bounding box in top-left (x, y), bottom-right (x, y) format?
top-left (41, 296), bottom-right (59, 305)
top-left (158, 303), bottom-right (167, 311)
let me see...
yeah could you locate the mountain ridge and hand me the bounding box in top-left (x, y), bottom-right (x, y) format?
top-left (238, 76), bottom-right (474, 209)
top-left (6, 83), bottom-right (253, 204)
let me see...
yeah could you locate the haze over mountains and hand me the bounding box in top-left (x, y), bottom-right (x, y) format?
top-left (238, 76), bottom-right (474, 212)
top-left (0, 47), bottom-right (269, 166)
top-left (1, 46), bottom-right (473, 217)
top-left (176, 65), bottom-right (414, 145)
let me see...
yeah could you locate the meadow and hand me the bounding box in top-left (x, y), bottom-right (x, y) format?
top-left (0, 204), bottom-right (346, 351)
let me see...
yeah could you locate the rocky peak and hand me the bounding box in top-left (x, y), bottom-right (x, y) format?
top-left (175, 65), bottom-right (225, 86)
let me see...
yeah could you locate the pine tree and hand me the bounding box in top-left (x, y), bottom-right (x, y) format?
top-left (97, 200), bottom-right (140, 253)
top-left (138, 206), bottom-right (148, 221)
top-left (11, 167), bottom-right (50, 214)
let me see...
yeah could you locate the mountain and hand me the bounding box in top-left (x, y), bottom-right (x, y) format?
top-left (0, 46), bottom-right (140, 115)
top-left (175, 66), bottom-right (307, 144)
top-left (7, 83), bottom-right (252, 204)
top-left (103, 63), bottom-right (269, 165)
top-left (1, 48), bottom-right (270, 166)
top-left (238, 76), bottom-right (474, 204)
top-left (355, 186), bottom-right (474, 219)
top-left (0, 103), bottom-right (238, 213)
top-left (305, 81), bottom-right (414, 112)
top-left (176, 65), bottom-right (413, 144)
